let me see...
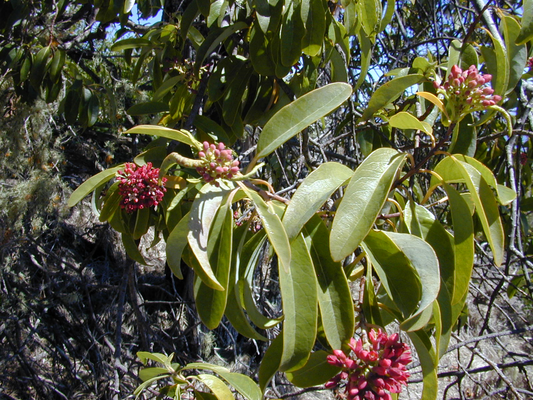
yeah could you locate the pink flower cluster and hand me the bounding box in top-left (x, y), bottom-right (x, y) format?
top-left (196, 141), bottom-right (240, 184)
top-left (116, 162), bottom-right (167, 213)
top-left (326, 329), bottom-right (412, 400)
top-left (434, 65), bottom-right (501, 119)
top-left (528, 57), bottom-right (533, 68)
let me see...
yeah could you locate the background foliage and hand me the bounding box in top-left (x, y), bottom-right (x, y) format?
top-left (2, 0), bottom-right (533, 399)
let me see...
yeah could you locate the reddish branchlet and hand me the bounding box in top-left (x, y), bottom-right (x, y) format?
top-left (326, 329), bottom-right (412, 400)
top-left (116, 162), bottom-right (167, 213)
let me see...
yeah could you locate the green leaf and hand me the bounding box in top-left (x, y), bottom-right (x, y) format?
top-left (166, 212), bottom-right (190, 280)
top-left (242, 281), bottom-right (282, 329)
top-left (249, 24), bottom-right (276, 76)
top-left (379, 0), bottom-right (395, 32)
top-left (111, 38), bottom-right (151, 51)
top-left (516, 0), bottom-right (533, 45)
top-left (137, 351), bottom-right (174, 366)
top-left (362, 230), bottom-right (421, 319)
top-left (301, 0), bottom-right (326, 56)
top-left (433, 156), bottom-right (505, 266)
top-left (153, 75), bottom-right (182, 101)
top-left (195, 22), bottom-right (248, 73)
top-left (358, 0), bottom-right (382, 39)
top-left (303, 215), bottom-right (354, 349)
top-left (286, 351), bottom-right (341, 387)
top-left (194, 199), bottom-right (233, 329)
top-left (188, 185), bottom-right (227, 290)
top-left (354, 25), bottom-right (372, 90)
top-left (330, 148), bottom-right (406, 262)
top-left (384, 232), bottom-right (440, 331)
top-left (255, 83), bottom-right (352, 160)
top-left (68, 165), bottom-right (124, 207)
top-left (481, 32), bottom-right (508, 97)
top-left (258, 333), bottom-right (283, 392)
top-left (132, 207), bottom-right (150, 240)
top-left (389, 111), bottom-right (432, 135)
top-left (502, 15), bottom-right (528, 94)
top-left (280, 1), bottom-right (306, 67)
top-left (127, 101), bottom-right (169, 116)
top-left (225, 284), bottom-right (268, 341)
top-left (279, 234), bottom-right (318, 372)
top-left (30, 46), bottom-right (51, 90)
top-left (122, 233), bottom-right (147, 265)
top-left (197, 374), bottom-right (234, 400)
top-left (408, 330), bottom-right (438, 400)
top-left (125, 125), bottom-right (202, 150)
top-left (361, 74), bottom-right (424, 120)
top-left (443, 183), bottom-right (474, 305)
top-left (449, 113), bottom-right (477, 156)
top-left (184, 363), bottom-right (262, 400)
top-left (282, 162), bottom-right (352, 241)
top-left (139, 367), bottom-right (170, 382)
top-left (240, 184), bottom-right (291, 273)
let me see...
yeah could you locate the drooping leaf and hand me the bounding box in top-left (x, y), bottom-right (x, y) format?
top-left (279, 234), bottom-right (318, 372)
top-left (330, 148), bottom-right (407, 262)
top-left (122, 233), bottom-right (147, 265)
top-left (239, 184), bottom-right (291, 273)
top-left (194, 199), bottom-right (233, 329)
top-left (286, 350), bottom-right (341, 387)
top-left (516, 0), bottom-right (533, 45)
top-left (502, 15), bottom-right (528, 94)
top-left (408, 330), bottom-right (438, 400)
top-left (196, 374), bottom-right (234, 400)
top-left (361, 74), bottom-right (424, 120)
top-left (258, 333), bottom-right (283, 392)
top-left (166, 212), bottom-right (190, 280)
top-left (301, 0), bottom-right (326, 56)
top-left (68, 165), bottom-right (124, 207)
top-left (389, 111), bottom-right (433, 135)
top-left (280, 1), bottom-right (306, 67)
top-left (282, 162), bottom-right (353, 241)
top-left (254, 83), bottom-right (352, 160)
top-left (303, 215), bottom-right (354, 350)
top-left (187, 185), bottom-right (228, 290)
top-left (125, 125), bottom-right (203, 150)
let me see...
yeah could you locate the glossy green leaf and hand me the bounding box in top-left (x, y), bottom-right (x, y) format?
top-left (153, 75), bottom-right (182, 101)
top-left (188, 185), bottom-right (227, 291)
top-left (354, 25), bottom-right (372, 90)
top-left (363, 230), bottom-right (421, 319)
top-left (358, 0), bottom-right (381, 39)
top-left (449, 113), bottom-right (476, 156)
top-left (242, 281), bottom-right (282, 329)
top-left (516, 0), bottom-right (533, 44)
top-left (222, 63), bottom-right (253, 126)
top-left (111, 38), bottom-right (151, 51)
top-left (408, 330), bottom-right (438, 400)
top-left (279, 235), bottom-right (318, 372)
top-left (388, 232), bottom-right (440, 331)
top-left (127, 101), bottom-right (169, 116)
top-left (197, 374), bottom-right (234, 400)
top-left (68, 165), bottom-right (124, 207)
top-left (282, 162), bottom-right (352, 241)
top-left (255, 83), bottom-right (352, 160)
top-left (249, 24), bottom-right (276, 76)
top-left (132, 207), bottom-right (150, 240)
top-left (433, 156), bottom-right (505, 266)
top-left (330, 148), bottom-right (406, 262)
top-left (379, 0), bottom-right (395, 32)
top-left (122, 233), bottom-right (147, 265)
top-left (280, 1), bottom-right (306, 67)
top-left (303, 215), bottom-right (354, 349)
top-left (195, 200), bottom-right (233, 329)
top-left (482, 32), bottom-right (508, 97)
top-left (30, 46), bottom-right (51, 90)
top-left (49, 49), bottom-right (65, 82)
top-left (185, 363), bottom-right (262, 400)
top-left (258, 333), bottom-right (283, 392)
top-left (389, 111), bottom-right (432, 135)
top-left (301, 0), bottom-right (326, 56)
top-left (125, 125), bottom-right (202, 150)
top-left (240, 184), bottom-right (291, 273)
top-left (98, 183), bottom-right (122, 222)
top-left (166, 212), bottom-right (190, 280)
top-left (139, 367), bottom-right (170, 382)
top-left (444, 183), bottom-right (474, 305)
top-left (225, 285), bottom-right (268, 341)
top-left (286, 350), bottom-right (341, 387)
top-left (361, 74), bottom-right (424, 120)
top-left (404, 201), bottom-right (455, 296)
top-left (435, 283), bottom-right (454, 360)
top-left (502, 15), bottom-right (527, 94)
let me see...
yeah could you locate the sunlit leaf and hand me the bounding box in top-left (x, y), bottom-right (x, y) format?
top-left (286, 351), bottom-right (341, 387)
top-left (68, 165), bottom-right (124, 207)
top-left (330, 148), bottom-right (407, 262)
top-left (255, 83), bottom-right (352, 160)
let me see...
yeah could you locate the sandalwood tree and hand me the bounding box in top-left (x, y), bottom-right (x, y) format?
top-left (1, 0), bottom-right (533, 399)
